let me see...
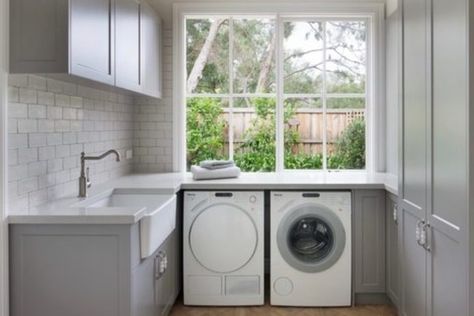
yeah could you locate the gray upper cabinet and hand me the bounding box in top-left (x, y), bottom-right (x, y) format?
top-left (115, 0), bottom-right (141, 91)
top-left (10, 0), bottom-right (162, 97)
top-left (140, 1), bottom-right (162, 98)
top-left (70, 0), bottom-right (115, 84)
top-left (400, 0), bottom-right (471, 315)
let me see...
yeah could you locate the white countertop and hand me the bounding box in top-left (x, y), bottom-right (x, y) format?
top-left (8, 172), bottom-right (398, 224)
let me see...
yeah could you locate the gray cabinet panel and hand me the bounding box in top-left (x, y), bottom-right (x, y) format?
top-left (10, 224), bottom-right (179, 316)
top-left (115, 0), bottom-right (141, 91)
top-left (385, 193), bottom-right (399, 308)
top-left (353, 190), bottom-right (386, 294)
top-left (10, 224), bottom-right (131, 316)
top-left (155, 231), bottom-right (179, 316)
top-left (430, 230), bottom-right (466, 316)
top-left (69, 0), bottom-right (115, 84)
top-left (399, 209), bottom-right (426, 316)
top-left (131, 253), bottom-right (156, 316)
top-left (10, 0), bottom-right (68, 73)
top-left (401, 0), bottom-right (427, 210)
top-left (431, 0), bottom-right (468, 228)
top-left (141, 1), bottom-right (162, 98)
top-left (429, 0), bottom-right (468, 315)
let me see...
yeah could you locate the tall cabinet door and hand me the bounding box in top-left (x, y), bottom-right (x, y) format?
top-left (115, 0), bottom-right (141, 91)
top-left (69, 0), bottom-right (115, 84)
top-left (429, 0), bottom-right (469, 314)
top-left (399, 0), bottom-right (429, 314)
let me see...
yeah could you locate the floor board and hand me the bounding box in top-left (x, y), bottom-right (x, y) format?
top-left (170, 300), bottom-right (397, 316)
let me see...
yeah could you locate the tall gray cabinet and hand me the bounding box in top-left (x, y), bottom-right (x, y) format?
top-left (399, 0), bottom-right (472, 315)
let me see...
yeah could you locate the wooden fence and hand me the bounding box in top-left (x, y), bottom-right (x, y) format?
top-left (222, 108), bottom-right (365, 155)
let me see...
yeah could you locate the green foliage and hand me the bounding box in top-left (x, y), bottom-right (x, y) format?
top-left (284, 153), bottom-right (323, 169)
top-left (328, 118), bottom-right (366, 169)
top-left (186, 98), bottom-right (226, 168)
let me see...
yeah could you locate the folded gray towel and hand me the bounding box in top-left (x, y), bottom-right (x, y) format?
top-left (191, 165), bottom-right (241, 180)
top-left (199, 160), bottom-right (235, 170)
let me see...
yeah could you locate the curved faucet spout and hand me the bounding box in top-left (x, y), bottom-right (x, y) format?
top-left (79, 149), bottom-right (121, 197)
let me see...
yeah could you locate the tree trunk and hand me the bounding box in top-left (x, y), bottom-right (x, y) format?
top-left (256, 31), bottom-right (276, 93)
top-left (187, 19), bottom-right (224, 93)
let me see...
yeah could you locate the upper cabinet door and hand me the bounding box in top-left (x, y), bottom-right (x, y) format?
top-left (141, 1), bottom-right (162, 98)
top-left (69, 0), bottom-right (115, 84)
top-left (115, 0), bottom-right (141, 91)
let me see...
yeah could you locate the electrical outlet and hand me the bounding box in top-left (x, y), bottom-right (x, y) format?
top-left (126, 150), bottom-right (133, 160)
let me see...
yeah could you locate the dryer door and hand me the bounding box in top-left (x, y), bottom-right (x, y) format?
top-left (277, 204), bottom-right (346, 273)
top-left (189, 203), bottom-right (258, 273)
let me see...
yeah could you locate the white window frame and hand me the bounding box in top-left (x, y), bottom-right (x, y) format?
top-left (173, 2), bottom-right (385, 174)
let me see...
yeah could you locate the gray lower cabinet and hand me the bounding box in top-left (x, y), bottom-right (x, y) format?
top-left (9, 224), bottom-right (179, 316)
top-left (353, 190), bottom-right (386, 302)
top-left (385, 193), bottom-right (399, 308)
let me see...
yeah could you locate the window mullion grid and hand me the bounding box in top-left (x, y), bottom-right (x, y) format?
top-left (322, 21), bottom-right (328, 171)
top-left (228, 17), bottom-right (234, 161)
top-left (275, 15), bottom-right (284, 172)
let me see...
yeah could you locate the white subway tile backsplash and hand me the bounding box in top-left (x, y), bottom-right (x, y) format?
top-left (47, 106), bottom-right (62, 119)
top-left (28, 133), bottom-right (47, 147)
top-left (47, 133), bottom-right (62, 146)
top-left (18, 119), bottom-right (38, 133)
top-left (18, 177), bottom-right (38, 195)
top-left (9, 103), bottom-right (28, 118)
top-left (47, 159), bottom-right (63, 173)
top-left (18, 148), bottom-right (38, 164)
top-left (39, 146), bottom-right (55, 161)
top-left (38, 91), bottom-right (55, 106)
top-left (55, 145), bottom-right (70, 158)
top-left (9, 74), bottom-right (134, 210)
top-left (28, 104), bottom-right (47, 119)
top-left (38, 119), bottom-right (55, 133)
top-left (19, 88), bottom-right (37, 104)
top-left (28, 161), bottom-right (47, 177)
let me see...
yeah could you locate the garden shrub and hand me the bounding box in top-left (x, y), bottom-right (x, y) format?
top-left (186, 98), bottom-right (226, 168)
top-left (329, 118), bottom-right (366, 169)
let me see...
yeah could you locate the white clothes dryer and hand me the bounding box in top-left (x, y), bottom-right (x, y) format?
top-left (183, 191), bottom-right (264, 306)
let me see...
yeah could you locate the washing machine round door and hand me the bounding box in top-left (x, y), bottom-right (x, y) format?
top-left (189, 203), bottom-right (258, 273)
top-left (277, 204), bottom-right (346, 273)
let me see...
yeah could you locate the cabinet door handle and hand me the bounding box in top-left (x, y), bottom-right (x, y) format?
top-left (416, 219), bottom-right (425, 246)
top-left (393, 203), bottom-right (398, 225)
top-left (154, 251), bottom-right (167, 280)
top-left (421, 222), bottom-right (431, 252)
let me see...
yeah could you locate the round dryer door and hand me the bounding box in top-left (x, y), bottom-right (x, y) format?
top-left (277, 204), bottom-right (346, 273)
top-left (189, 203), bottom-right (258, 273)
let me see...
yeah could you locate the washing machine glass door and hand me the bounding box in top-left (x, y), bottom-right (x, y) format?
top-left (189, 203), bottom-right (258, 273)
top-left (277, 204), bottom-right (346, 273)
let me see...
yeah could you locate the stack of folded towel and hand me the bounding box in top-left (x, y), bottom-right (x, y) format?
top-left (191, 160), bottom-right (241, 180)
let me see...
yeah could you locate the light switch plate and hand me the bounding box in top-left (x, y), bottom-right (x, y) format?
top-left (126, 150), bottom-right (133, 160)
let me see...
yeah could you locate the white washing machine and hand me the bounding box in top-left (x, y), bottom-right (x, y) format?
top-left (270, 191), bottom-right (351, 306)
top-left (183, 191), bottom-right (264, 306)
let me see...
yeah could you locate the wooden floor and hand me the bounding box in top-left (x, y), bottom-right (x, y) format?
top-left (170, 300), bottom-right (397, 316)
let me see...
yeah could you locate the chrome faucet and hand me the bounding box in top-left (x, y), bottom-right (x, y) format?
top-left (79, 150), bottom-right (121, 197)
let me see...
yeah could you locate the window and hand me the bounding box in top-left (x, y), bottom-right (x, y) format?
top-left (176, 4), bottom-right (382, 173)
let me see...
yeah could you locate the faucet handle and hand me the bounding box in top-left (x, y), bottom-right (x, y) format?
top-left (86, 167), bottom-right (92, 188)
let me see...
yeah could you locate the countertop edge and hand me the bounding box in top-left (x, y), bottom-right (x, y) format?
top-left (8, 172), bottom-right (398, 224)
